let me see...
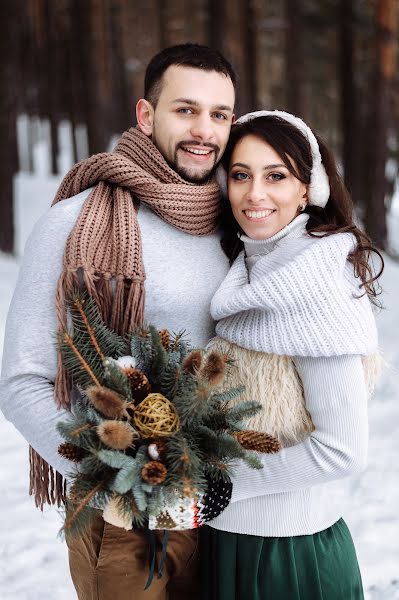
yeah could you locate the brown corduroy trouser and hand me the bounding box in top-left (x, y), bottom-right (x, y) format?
top-left (66, 511), bottom-right (200, 600)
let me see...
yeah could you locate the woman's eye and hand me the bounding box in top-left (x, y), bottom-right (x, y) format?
top-left (269, 172), bottom-right (285, 182)
top-left (231, 172), bottom-right (249, 181)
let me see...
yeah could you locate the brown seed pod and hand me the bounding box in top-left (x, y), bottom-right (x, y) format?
top-left (233, 430), bottom-right (281, 454)
top-left (182, 350), bottom-right (203, 375)
top-left (201, 351), bottom-right (226, 385)
top-left (141, 461), bottom-right (167, 485)
top-left (97, 421), bottom-right (137, 450)
top-left (159, 329), bottom-right (171, 351)
top-left (86, 386), bottom-right (130, 419)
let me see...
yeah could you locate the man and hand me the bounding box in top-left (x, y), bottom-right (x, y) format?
top-left (0, 44), bottom-right (236, 599)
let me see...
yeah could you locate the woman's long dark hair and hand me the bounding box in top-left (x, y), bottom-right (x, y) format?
top-left (220, 116), bottom-right (384, 305)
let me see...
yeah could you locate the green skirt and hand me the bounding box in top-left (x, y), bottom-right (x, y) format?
top-left (200, 519), bottom-right (364, 600)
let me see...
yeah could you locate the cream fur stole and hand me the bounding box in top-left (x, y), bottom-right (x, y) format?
top-left (207, 337), bottom-right (382, 447)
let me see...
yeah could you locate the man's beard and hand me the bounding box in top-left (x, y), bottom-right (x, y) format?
top-left (153, 131), bottom-right (220, 183)
top-left (172, 141), bottom-right (219, 183)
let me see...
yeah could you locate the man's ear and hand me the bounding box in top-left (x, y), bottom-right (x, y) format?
top-left (136, 99), bottom-right (154, 136)
top-left (231, 113), bottom-right (236, 124)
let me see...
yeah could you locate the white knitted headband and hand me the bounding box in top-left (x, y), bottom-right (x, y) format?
top-left (235, 110), bottom-right (330, 208)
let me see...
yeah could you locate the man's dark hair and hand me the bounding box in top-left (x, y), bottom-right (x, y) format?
top-left (144, 43), bottom-right (237, 107)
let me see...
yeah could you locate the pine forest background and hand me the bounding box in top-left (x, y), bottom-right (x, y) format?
top-left (1, 0), bottom-right (399, 256)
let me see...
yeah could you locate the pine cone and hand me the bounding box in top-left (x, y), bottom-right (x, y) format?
top-left (233, 431), bottom-right (281, 454)
top-left (123, 368), bottom-right (151, 403)
top-left (141, 461), bottom-right (167, 485)
top-left (58, 442), bottom-right (87, 463)
top-left (159, 329), bottom-right (171, 351)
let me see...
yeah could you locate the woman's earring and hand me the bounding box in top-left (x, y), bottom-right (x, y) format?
top-left (299, 203), bottom-right (307, 212)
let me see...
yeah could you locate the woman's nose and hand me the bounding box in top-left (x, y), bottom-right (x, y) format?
top-left (246, 180), bottom-right (266, 204)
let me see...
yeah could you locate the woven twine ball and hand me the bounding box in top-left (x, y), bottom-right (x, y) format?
top-left (133, 393), bottom-right (180, 438)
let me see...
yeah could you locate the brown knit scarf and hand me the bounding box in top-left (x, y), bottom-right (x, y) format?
top-left (30, 126), bottom-right (221, 509)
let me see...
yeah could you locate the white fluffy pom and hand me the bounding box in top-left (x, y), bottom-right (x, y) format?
top-left (113, 355), bottom-right (136, 369)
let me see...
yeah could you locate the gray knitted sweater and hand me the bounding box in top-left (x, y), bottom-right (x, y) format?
top-left (0, 189), bottom-right (229, 479)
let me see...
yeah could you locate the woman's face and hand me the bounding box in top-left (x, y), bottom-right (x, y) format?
top-left (228, 134), bottom-right (308, 240)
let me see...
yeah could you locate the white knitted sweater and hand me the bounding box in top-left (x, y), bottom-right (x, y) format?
top-left (212, 215), bottom-right (377, 356)
top-left (207, 215), bottom-right (377, 537)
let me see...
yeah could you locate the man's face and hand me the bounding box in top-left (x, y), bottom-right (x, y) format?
top-left (149, 65), bottom-right (235, 183)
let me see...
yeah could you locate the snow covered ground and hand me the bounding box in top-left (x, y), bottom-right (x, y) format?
top-left (0, 167), bottom-right (399, 598)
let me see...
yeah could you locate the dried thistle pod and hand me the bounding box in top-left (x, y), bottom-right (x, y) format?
top-left (201, 351), bottom-right (226, 385)
top-left (86, 386), bottom-right (130, 419)
top-left (58, 442), bottom-right (87, 463)
top-left (141, 461), bottom-right (167, 485)
top-left (97, 421), bottom-right (137, 450)
top-left (133, 393), bottom-right (180, 438)
top-left (182, 350), bottom-right (203, 375)
top-left (123, 367), bottom-right (151, 403)
top-left (233, 430), bottom-right (281, 454)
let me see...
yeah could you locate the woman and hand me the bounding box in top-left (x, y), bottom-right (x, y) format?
top-left (201, 110), bottom-right (383, 599)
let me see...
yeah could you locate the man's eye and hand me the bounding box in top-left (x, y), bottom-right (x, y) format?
top-left (269, 173), bottom-right (285, 181)
top-left (177, 108), bottom-right (193, 115)
top-left (231, 172), bottom-right (249, 181)
top-left (213, 112), bottom-right (227, 120)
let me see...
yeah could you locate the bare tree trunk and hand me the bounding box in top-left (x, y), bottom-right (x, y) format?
top-left (285, 0), bottom-right (303, 115)
top-left (339, 0), bottom-right (359, 201)
top-left (365, 0), bottom-right (397, 248)
top-left (121, 0), bottom-right (161, 116)
top-left (216, 0), bottom-right (256, 116)
top-left (251, 1), bottom-right (286, 111)
top-left (0, 0), bottom-right (19, 253)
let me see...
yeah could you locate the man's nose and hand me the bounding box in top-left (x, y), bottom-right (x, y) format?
top-left (190, 114), bottom-right (216, 142)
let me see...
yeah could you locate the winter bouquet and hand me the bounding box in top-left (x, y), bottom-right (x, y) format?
top-left (57, 293), bottom-right (281, 536)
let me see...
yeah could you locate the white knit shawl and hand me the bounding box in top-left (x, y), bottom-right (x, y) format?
top-left (211, 232), bottom-right (378, 357)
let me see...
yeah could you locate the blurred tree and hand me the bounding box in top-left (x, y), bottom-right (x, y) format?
top-left (339, 0), bottom-right (358, 200)
top-left (2, 0), bottom-right (399, 254)
top-left (0, 0), bottom-right (19, 253)
top-left (364, 0), bottom-right (398, 249)
top-left (285, 0), bottom-right (303, 115)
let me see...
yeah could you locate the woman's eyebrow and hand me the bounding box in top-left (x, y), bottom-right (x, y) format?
top-left (230, 162), bottom-right (287, 170)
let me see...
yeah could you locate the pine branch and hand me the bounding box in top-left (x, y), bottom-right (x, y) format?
top-left (223, 400), bottom-right (263, 422)
top-left (69, 291), bottom-right (128, 358)
top-left (61, 333), bottom-right (101, 386)
top-left (57, 420), bottom-right (97, 449)
top-left (64, 480), bottom-right (106, 530)
top-left (73, 296), bottom-right (105, 360)
top-left (103, 359), bottom-right (132, 401)
top-left (148, 325), bottom-right (168, 386)
top-left (211, 385), bottom-right (245, 405)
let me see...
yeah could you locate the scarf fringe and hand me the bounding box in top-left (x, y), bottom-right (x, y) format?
top-left (29, 446), bottom-right (67, 510)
